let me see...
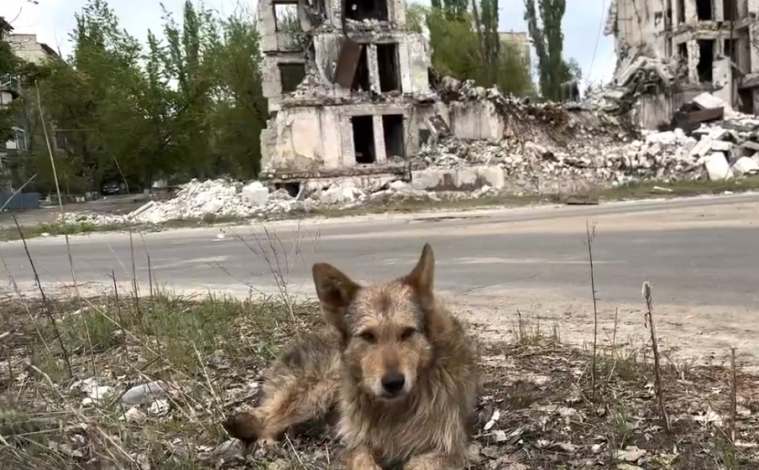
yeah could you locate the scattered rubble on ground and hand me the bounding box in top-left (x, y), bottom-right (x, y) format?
top-left (59, 177), bottom-right (472, 226)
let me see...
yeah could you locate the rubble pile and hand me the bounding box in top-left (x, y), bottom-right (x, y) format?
top-left (60, 178), bottom-right (451, 226)
top-left (439, 77), bottom-right (636, 141)
top-left (415, 110), bottom-right (759, 185)
top-left (590, 45), bottom-right (686, 115)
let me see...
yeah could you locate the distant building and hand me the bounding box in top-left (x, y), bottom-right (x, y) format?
top-left (0, 16), bottom-right (12, 39)
top-left (499, 31), bottom-right (531, 71)
top-left (8, 33), bottom-right (59, 65)
top-left (1, 26), bottom-right (61, 182)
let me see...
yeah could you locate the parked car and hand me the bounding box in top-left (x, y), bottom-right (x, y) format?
top-left (101, 180), bottom-right (122, 195)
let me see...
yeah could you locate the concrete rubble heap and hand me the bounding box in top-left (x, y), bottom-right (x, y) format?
top-left (61, 176), bottom-right (451, 226)
top-left (416, 85), bottom-right (759, 188)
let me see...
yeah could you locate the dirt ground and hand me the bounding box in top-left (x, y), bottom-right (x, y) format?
top-left (447, 290), bottom-right (759, 375)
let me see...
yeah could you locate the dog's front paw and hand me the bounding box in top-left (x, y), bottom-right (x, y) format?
top-left (222, 412), bottom-right (265, 444)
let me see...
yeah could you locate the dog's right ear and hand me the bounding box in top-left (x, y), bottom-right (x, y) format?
top-left (312, 263), bottom-right (360, 334)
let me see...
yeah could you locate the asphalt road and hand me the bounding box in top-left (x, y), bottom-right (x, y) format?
top-left (1, 192), bottom-right (759, 308)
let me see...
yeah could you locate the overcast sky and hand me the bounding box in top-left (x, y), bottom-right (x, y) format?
top-left (1, 0), bottom-right (616, 86)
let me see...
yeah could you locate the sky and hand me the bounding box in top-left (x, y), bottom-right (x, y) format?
top-left (1, 0), bottom-right (616, 87)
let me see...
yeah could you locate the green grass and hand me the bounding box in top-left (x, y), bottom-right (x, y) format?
top-left (0, 215), bottom-right (248, 242)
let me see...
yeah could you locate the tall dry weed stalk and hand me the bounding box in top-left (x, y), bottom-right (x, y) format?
top-left (585, 220), bottom-right (599, 401)
top-left (11, 215), bottom-right (72, 377)
top-left (226, 221), bottom-right (321, 321)
top-left (35, 80), bottom-right (80, 298)
top-left (641, 281), bottom-right (671, 432)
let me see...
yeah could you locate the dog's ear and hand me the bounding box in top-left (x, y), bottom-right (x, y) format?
top-left (313, 263), bottom-right (360, 334)
top-left (402, 243), bottom-right (435, 307)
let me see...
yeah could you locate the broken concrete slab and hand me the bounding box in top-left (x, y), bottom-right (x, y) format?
top-left (705, 152), bottom-right (733, 181)
top-left (241, 181), bottom-right (270, 207)
top-left (691, 92), bottom-right (727, 110)
top-left (732, 156), bottom-right (759, 176)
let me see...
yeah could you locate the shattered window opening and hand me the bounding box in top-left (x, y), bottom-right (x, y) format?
top-left (279, 63), bottom-right (307, 93)
top-left (696, 0), bottom-right (713, 20)
top-left (344, 0), bottom-right (389, 22)
top-left (377, 43), bottom-right (401, 92)
top-left (677, 0), bottom-right (685, 24)
top-left (274, 4), bottom-right (301, 32)
top-left (677, 42), bottom-right (687, 59)
top-left (724, 38), bottom-right (737, 61)
top-left (738, 89), bottom-right (753, 114)
top-left (351, 45), bottom-right (371, 92)
top-left (382, 114), bottom-right (405, 160)
top-left (351, 115), bottom-right (376, 164)
top-left (724, 0), bottom-right (737, 21)
top-left (697, 39), bottom-right (714, 82)
top-left (419, 129), bottom-right (431, 146)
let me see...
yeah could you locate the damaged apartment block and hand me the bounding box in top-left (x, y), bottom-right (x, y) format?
top-left (607, 0), bottom-right (759, 126)
top-left (256, 0), bottom-right (445, 191)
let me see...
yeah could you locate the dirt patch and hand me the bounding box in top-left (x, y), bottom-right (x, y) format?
top-left (1, 295), bottom-right (758, 469)
top-left (446, 289), bottom-right (759, 374)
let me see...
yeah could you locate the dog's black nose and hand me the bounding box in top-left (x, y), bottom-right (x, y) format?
top-left (381, 372), bottom-right (405, 395)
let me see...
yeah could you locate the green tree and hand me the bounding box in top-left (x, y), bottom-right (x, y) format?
top-left (430, 0), bottom-right (468, 21)
top-left (416, 3), bottom-right (532, 96)
top-left (35, 0), bottom-right (146, 191)
top-left (562, 57), bottom-right (582, 82)
top-left (209, 13), bottom-right (267, 178)
top-left (159, 0), bottom-right (218, 179)
top-left (0, 31), bottom-right (21, 144)
top-left (524, 0), bottom-right (567, 101)
top-left (23, 0), bottom-right (273, 192)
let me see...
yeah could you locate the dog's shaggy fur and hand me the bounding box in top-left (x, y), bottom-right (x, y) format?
top-left (223, 244), bottom-right (479, 469)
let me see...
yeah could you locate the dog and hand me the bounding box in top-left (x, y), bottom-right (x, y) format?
top-left (223, 243), bottom-right (479, 469)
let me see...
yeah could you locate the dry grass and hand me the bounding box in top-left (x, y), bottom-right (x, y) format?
top-left (2, 293), bottom-right (759, 470)
top-left (1, 212), bottom-right (758, 470)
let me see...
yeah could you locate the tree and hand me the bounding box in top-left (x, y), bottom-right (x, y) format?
top-left (524, 0), bottom-right (567, 101)
top-left (209, 13), bottom-right (267, 178)
top-left (430, 0), bottom-right (468, 22)
top-left (158, 0), bottom-right (218, 180)
top-left (417, 3), bottom-right (533, 96)
top-left (562, 57), bottom-right (582, 82)
top-left (24, 0), bottom-right (269, 193)
top-left (0, 30), bottom-right (21, 144)
top-left (471, 0), bottom-right (500, 86)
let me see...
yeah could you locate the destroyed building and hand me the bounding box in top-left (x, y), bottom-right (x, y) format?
top-left (257, 0), bottom-right (524, 191)
top-left (257, 0), bottom-right (437, 189)
top-left (604, 0), bottom-right (759, 127)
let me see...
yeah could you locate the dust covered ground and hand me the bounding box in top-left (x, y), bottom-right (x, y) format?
top-left (1, 294), bottom-right (758, 470)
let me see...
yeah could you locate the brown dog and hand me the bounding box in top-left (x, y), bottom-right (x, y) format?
top-left (223, 243), bottom-right (479, 469)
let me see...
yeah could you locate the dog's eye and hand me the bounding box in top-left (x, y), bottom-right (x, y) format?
top-left (400, 328), bottom-right (416, 340)
top-left (359, 331), bottom-right (376, 343)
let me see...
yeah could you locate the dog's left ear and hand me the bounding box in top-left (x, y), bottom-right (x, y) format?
top-left (402, 243), bottom-right (435, 307)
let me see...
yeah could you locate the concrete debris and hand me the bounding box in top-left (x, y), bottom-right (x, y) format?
top-left (414, 110), bottom-right (759, 188)
top-left (691, 92), bottom-right (726, 111)
top-left (60, 176), bottom-right (455, 226)
top-left (705, 152), bottom-right (732, 181)
top-left (733, 156), bottom-right (759, 176)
